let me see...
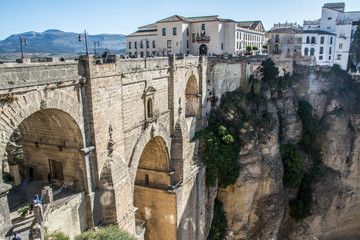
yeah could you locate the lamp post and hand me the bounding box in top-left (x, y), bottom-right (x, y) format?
top-left (94, 41), bottom-right (100, 56)
top-left (19, 37), bottom-right (28, 59)
top-left (78, 30), bottom-right (89, 55)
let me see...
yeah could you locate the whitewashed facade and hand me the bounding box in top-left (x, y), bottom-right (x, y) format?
top-left (303, 3), bottom-right (360, 69)
top-left (126, 15), bottom-right (265, 57)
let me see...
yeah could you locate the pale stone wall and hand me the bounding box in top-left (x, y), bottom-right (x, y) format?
top-left (44, 192), bottom-right (88, 240)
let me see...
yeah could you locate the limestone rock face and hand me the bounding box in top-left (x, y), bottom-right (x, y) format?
top-left (218, 100), bottom-right (286, 239)
top-left (215, 65), bottom-right (360, 239)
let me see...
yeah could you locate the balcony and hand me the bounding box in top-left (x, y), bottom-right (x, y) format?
top-left (196, 36), bottom-right (211, 43)
top-left (273, 50), bottom-right (282, 55)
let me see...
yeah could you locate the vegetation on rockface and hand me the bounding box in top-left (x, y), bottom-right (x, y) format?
top-left (208, 199), bottom-right (228, 240)
top-left (260, 58), bottom-right (280, 83)
top-left (45, 231), bottom-right (70, 240)
top-left (287, 100), bottom-right (323, 221)
top-left (74, 225), bottom-right (136, 240)
top-left (297, 100), bottom-right (323, 177)
top-left (280, 144), bottom-right (304, 189)
top-left (289, 174), bottom-right (313, 221)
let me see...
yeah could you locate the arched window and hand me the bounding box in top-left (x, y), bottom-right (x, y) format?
top-left (147, 98), bottom-right (153, 118)
top-left (185, 75), bottom-right (198, 117)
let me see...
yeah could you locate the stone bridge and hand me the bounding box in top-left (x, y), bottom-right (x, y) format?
top-left (0, 54), bottom-right (265, 239)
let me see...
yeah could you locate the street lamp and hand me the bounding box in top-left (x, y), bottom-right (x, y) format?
top-left (94, 41), bottom-right (100, 56)
top-left (78, 30), bottom-right (89, 55)
top-left (19, 37), bottom-right (28, 59)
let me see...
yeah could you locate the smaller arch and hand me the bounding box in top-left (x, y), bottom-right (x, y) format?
top-left (185, 75), bottom-right (199, 117)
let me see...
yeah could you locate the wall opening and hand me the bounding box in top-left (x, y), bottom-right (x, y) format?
top-left (134, 136), bottom-right (176, 240)
top-left (185, 75), bottom-right (199, 118)
top-left (2, 109), bottom-right (88, 236)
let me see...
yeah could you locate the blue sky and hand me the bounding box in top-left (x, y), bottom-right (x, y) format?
top-left (0, 0), bottom-right (359, 40)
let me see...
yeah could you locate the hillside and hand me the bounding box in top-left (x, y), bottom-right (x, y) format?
top-left (0, 29), bottom-right (126, 54)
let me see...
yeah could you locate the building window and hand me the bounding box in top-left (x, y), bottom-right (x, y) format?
top-left (320, 36), bottom-right (324, 44)
top-left (319, 56), bottom-right (323, 60)
top-left (311, 37), bottom-right (316, 44)
top-left (145, 174), bottom-right (149, 185)
top-left (275, 34), bottom-right (279, 43)
top-left (162, 28), bottom-right (166, 36)
top-left (128, 42), bottom-right (132, 49)
top-left (167, 40), bottom-right (172, 49)
top-left (328, 17), bottom-right (332, 20)
top-left (202, 24), bottom-right (205, 30)
top-left (173, 27), bottom-right (177, 35)
top-left (187, 40), bottom-right (189, 48)
top-left (221, 43), bottom-right (224, 50)
top-left (339, 43), bottom-right (343, 49)
top-left (320, 47), bottom-right (324, 54)
top-left (134, 41), bottom-right (137, 49)
top-left (141, 52), bottom-right (144, 57)
top-left (128, 52), bottom-right (132, 56)
top-left (304, 48), bottom-right (309, 56)
top-left (306, 36), bottom-right (310, 44)
top-left (146, 40), bottom-right (149, 49)
top-left (329, 56), bottom-right (331, 60)
top-left (327, 27), bottom-right (331, 29)
top-left (186, 28), bottom-right (189, 36)
top-left (153, 41), bottom-right (156, 48)
top-left (152, 51), bottom-right (157, 56)
top-left (337, 54), bottom-right (342, 60)
top-left (310, 48), bottom-right (315, 55)
top-left (140, 41), bottom-right (143, 49)
top-left (147, 98), bottom-right (153, 118)
top-left (329, 47), bottom-right (332, 54)
top-left (330, 37), bottom-right (333, 44)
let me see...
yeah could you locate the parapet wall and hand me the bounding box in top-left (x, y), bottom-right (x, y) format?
top-left (0, 61), bottom-right (81, 92)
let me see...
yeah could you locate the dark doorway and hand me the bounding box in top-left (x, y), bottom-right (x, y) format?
top-left (199, 44), bottom-right (207, 56)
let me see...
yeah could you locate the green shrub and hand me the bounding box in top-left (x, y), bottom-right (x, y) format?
top-left (75, 225), bottom-right (136, 240)
top-left (208, 199), bottom-right (227, 240)
top-left (290, 174), bottom-right (313, 221)
top-left (17, 202), bottom-right (32, 218)
top-left (280, 144), bottom-right (304, 189)
top-left (260, 58), bottom-right (279, 83)
top-left (205, 125), bottom-right (240, 187)
top-left (45, 231), bottom-right (70, 240)
top-left (297, 100), bottom-right (323, 177)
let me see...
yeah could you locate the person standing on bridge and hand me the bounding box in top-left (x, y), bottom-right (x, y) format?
top-left (12, 232), bottom-right (21, 240)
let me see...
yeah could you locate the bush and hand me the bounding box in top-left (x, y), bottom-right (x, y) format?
top-left (297, 100), bottom-right (322, 177)
top-left (208, 199), bottom-right (227, 240)
top-left (75, 225), bottom-right (136, 240)
top-left (260, 58), bottom-right (279, 83)
top-left (45, 231), bottom-right (70, 240)
top-left (290, 174), bottom-right (313, 221)
top-left (280, 144), bottom-right (304, 189)
top-left (17, 202), bottom-right (32, 218)
top-left (204, 125), bottom-right (240, 187)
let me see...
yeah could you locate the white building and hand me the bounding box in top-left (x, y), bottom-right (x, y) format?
top-left (126, 15), bottom-right (265, 57)
top-left (302, 3), bottom-right (360, 69)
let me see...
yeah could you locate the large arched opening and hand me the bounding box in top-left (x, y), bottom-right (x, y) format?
top-left (2, 108), bottom-right (88, 238)
top-left (134, 136), bottom-right (176, 240)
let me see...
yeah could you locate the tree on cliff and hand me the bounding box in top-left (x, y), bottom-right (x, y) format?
top-left (260, 58), bottom-right (279, 82)
top-left (350, 24), bottom-right (360, 70)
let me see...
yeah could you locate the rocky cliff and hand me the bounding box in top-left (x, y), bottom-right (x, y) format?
top-left (212, 63), bottom-right (360, 240)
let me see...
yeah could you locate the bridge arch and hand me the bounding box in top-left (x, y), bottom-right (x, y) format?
top-left (133, 135), bottom-right (176, 240)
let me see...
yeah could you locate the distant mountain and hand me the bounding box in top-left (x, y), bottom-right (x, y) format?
top-left (0, 29), bottom-right (126, 54)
